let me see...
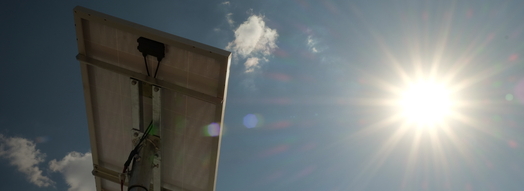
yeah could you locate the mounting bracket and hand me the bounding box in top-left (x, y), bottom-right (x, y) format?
top-left (129, 78), bottom-right (162, 191)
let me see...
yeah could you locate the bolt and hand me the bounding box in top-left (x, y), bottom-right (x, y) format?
top-left (134, 132), bottom-right (139, 137)
top-left (154, 87), bottom-right (160, 92)
top-left (131, 80), bottom-right (137, 85)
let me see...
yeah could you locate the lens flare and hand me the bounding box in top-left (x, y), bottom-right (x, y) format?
top-left (243, 114), bottom-right (264, 128)
top-left (205, 123), bottom-right (220, 137)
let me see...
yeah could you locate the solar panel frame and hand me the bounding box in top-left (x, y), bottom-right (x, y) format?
top-left (73, 6), bottom-right (230, 191)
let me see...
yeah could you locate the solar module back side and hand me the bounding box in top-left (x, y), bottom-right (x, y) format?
top-left (73, 6), bottom-right (230, 191)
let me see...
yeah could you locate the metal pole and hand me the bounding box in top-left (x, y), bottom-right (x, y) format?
top-left (129, 78), bottom-right (153, 191)
top-left (128, 137), bottom-right (155, 191)
top-left (128, 81), bottom-right (161, 191)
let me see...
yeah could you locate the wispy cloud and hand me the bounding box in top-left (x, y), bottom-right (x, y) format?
top-left (0, 134), bottom-right (55, 187)
top-left (226, 14), bottom-right (278, 73)
top-left (49, 152), bottom-right (95, 191)
top-left (307, 35), bottom-right (319, 53)
top-left (226, 13), bottom-right (234, 27)
top-left (244, 57), bottom-right (260, 73)
top-left (221, 1), bottom-right (230, 5)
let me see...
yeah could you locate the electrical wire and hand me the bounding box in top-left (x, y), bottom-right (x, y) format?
top-left (121, 121), bottom-right (154, 191)
top-left (143, 55), bottom-right (151, 76)
top-left (153, 60), bottom-right (161, 78)
top-left (120, 168), bottom-right (127, 191)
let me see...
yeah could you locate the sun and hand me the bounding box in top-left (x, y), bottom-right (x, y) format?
top-left (339, 5), bottom-right (517, 189)
top-left (399, 81), bottom-right (453, 126)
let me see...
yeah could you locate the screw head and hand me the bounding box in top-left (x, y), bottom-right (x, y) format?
top-left (154, 87), bottom-right (160, 92)
top-left (131, 80), bottom-right (137, 85)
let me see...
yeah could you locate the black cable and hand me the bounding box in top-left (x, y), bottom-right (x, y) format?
top-left (137, 121), bottom-right (154, 147)
top-left (120, 168), bottom-right (126, 191)
top-left (143, 54), bottom-right (150, 76)
top-left (121, 121), bottom-right (154, 191)
top-left (125, 121), bottom-right (153, 167)
top-left (153, 60), bottom-right (161, 78)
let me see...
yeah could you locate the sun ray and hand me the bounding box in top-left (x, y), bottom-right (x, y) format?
top-left (442, 33), bottom-right (497, 85)
top-left (428, 124), bottom-right (452, 188)
top-left (350, 121), bottom-right (412, 189)
top-left (439, 122), bottom-right (478, 169)
top-left (358, 70), bottom-right (406, 96)
top-left (430, 4), bottom-right (455, 81)
top-left (345, 97), bottom-right (398, 107)
top-left (449, 63), bottom-right (512, 94)
top-left (342, 113), bottom-right (404, 144)
top-left (401, 128), bottom-right (423, 189)
top-left (450, 111), bottom-right (508, 143)
top-left (325, 112), bottom-right (405, 157)
top-left (369, 30), bottom-right (413, 85)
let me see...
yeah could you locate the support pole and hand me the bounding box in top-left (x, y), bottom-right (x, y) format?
top-left (128, 79), bottom-right (162, 191)
top-left (128, 138), bottom-right (155, 191)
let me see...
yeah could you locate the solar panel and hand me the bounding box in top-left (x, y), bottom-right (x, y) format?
top-left (73, 6), bottom-right (230, 191)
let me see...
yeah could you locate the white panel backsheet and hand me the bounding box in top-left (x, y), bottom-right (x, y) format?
top-left (82, 19), bottom-right (221, 97)
top-left (74, 6), bottom-right (229, 191)
top-left (87, 64), bottom-right (218, 191)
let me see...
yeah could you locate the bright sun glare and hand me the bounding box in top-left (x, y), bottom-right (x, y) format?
top-left (400, 81), bottom-right (453, 126)
top-left (342, 5), bottom-right (515, 188)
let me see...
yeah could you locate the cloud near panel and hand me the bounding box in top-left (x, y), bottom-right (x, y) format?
top-left (0, 134), bottom-right (95, 191)
top-left (49, 152), bottom-right (95, 191)
top-left (0, 134), bottom-right (55, 187)
top-left (226, 14), bottom-right (278, 73)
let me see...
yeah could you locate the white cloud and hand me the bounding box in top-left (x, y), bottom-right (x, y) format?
top-left (0, 134), bottom-right (55, 187)
top-left (226, 14), bottom-right (278, 73)
top-left (49, 152), bottom-right (95, 191)
top-left (307, 35), bottom-right (319, 53)
top-left (244, 57), bottom-right (260, 73)
top-left (0, 134), bottom-right (95, 191)
top-left (222, 1), bottom-right (230, 5)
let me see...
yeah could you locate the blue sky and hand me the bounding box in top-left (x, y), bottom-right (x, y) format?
top-left (2, 0), bottom-right (524, 191)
